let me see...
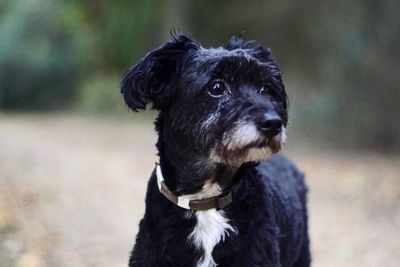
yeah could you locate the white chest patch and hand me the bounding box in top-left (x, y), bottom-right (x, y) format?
top-left (189, 209), bottom-right (236, 267)
top-left (184, 181), bottom-right (237, 267)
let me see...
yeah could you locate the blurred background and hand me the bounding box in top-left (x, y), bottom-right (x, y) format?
top-left (0, 0), bottom-right (399, 266)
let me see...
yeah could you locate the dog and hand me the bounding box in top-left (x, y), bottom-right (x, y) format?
top-left (120, 32), bottom-right (311, 267)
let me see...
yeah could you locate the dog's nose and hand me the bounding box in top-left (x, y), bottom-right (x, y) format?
top-left (256, 113), bottom-right (283, 138)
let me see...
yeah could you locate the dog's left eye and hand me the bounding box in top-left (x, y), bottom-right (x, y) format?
top-left (208, 81), bottom-right (227, 97)
top-left (259, 87), bottom-right (268, 95)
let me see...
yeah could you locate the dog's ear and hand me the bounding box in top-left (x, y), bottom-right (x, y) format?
top-left (121, 34), bottom-right (200, 111)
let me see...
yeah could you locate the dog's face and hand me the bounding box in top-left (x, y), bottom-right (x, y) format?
top-left (121, 34), bottom-right (288, 166)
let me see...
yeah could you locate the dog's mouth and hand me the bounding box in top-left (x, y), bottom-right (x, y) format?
top-left (210, 129), bottom-right (285, 165)
top-left (256, 136), bottom-right (281, 149)
top-left (245, 137), bottom-right (281, 152)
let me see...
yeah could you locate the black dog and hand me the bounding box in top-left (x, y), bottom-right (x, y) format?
top-left (120, 32), bottom-right (310, 267)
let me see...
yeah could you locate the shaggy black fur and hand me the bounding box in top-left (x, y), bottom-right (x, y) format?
top-left (120, 32), bottom-right (311, 267)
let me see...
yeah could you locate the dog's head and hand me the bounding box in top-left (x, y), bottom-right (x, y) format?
top-left (121, 33), bottom-right (288, 166)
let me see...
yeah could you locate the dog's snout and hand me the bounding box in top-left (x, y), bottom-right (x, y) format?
top-left (256, 113), bottom-right (283, 137)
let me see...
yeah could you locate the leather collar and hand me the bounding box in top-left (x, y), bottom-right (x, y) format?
top-left (155, 163), bottom-right (243, 211)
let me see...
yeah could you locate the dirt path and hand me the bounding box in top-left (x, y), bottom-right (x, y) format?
top-left (0, 114), bottom-right (399, 267)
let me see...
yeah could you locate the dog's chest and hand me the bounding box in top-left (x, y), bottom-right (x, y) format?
top-left (188, 209), bottom-right (236, 267)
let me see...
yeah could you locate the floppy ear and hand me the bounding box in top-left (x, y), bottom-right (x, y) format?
top-left (120, 34), bottom-right (200, 111)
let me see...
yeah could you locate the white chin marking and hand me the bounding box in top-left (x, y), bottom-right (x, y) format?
top-left (243, 147), bottom-right (273, 162)
top-left (224, 121), bottom-right (260, 150)
top-left (211, 126), bottom-right (287, 165)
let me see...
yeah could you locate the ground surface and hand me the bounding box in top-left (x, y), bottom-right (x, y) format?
top-left (0, 114), bottom-right (399, 267)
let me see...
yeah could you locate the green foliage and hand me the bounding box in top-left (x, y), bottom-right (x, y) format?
top-left (76, 75), bottom-right (125, 113)
top-left (62, 0), bottom-right (162, 71)
top-left (0, 0), bottom-right (161, 111)
top-left (0, 0), bottom-right (81, 110)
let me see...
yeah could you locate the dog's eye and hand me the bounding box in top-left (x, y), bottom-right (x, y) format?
top-left (259, 87), bottom-right (268, 95)
top-left (208, 81), bottom-right (226, 97)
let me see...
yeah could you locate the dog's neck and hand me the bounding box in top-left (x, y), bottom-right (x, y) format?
top-left (155, 116), bottom-right (240, 196)
top-left (158, 140), bottom-right (239, 196)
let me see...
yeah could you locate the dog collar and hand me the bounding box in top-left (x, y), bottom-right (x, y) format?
top-left (155, 163), bottom-right (243, 211)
